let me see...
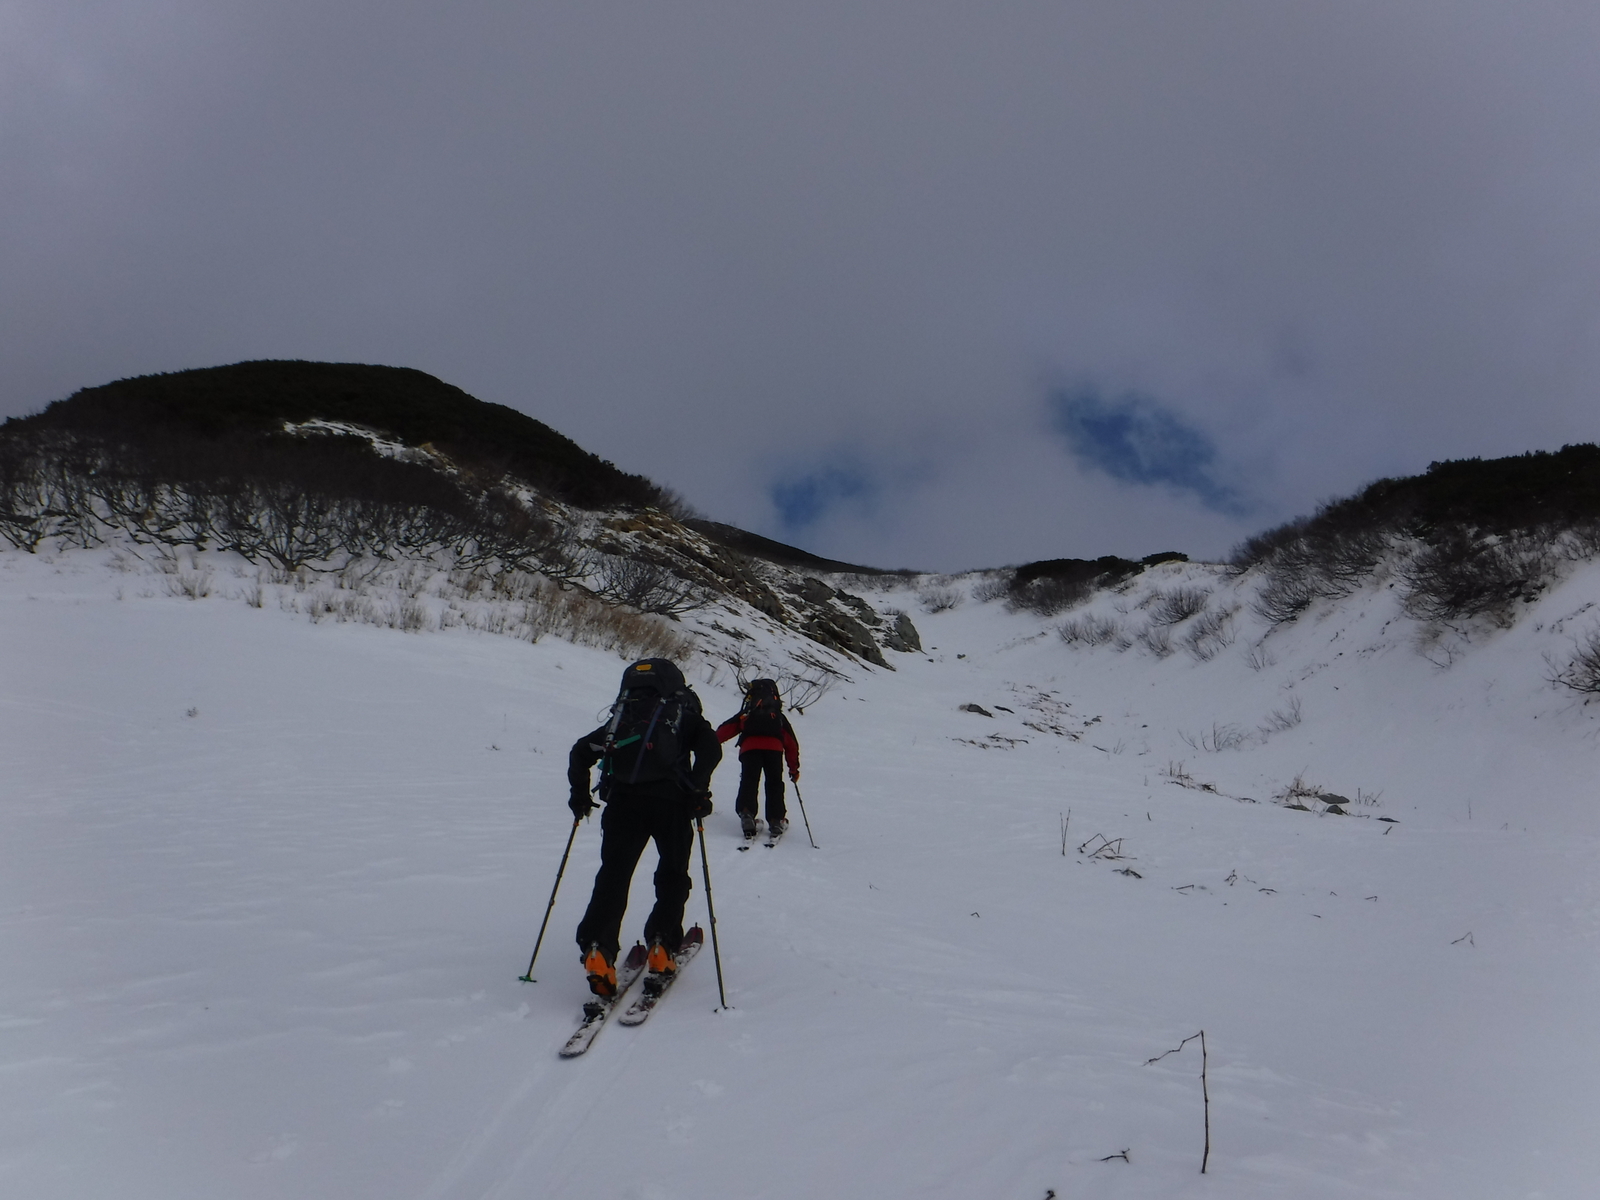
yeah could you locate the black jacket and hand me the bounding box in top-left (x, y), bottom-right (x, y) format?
top-left (568, 705), bottom-right (722, 803)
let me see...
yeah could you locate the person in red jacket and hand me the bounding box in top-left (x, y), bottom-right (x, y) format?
top-left (715, 678), bottom-right (800, 839)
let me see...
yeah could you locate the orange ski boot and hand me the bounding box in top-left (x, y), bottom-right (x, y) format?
top-left (583, 944), bottom-right (618, 997)
top-left (646, 939), bottom-right (677, 978)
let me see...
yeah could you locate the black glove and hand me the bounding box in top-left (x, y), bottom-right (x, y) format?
top-left (687, 789), bottom-right (713, 820)
top-left (569, 790), bottom-right (597, 819)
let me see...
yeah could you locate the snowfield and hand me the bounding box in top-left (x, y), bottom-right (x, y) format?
top-left (3, 546), bottom-right (1599, 1199)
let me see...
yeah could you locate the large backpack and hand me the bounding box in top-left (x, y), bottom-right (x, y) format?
top-left (600, 659), bottom-right (702, 788)
top-left (740, 678), bottom-right (785, 741)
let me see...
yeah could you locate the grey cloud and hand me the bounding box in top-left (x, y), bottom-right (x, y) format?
top-left (5, 2), bottom-right (1600, 570)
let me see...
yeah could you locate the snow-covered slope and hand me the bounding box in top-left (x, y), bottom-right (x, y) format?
top-left (3, 546), bottom-right (1598, 1198)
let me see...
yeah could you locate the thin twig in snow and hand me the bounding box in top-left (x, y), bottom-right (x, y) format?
top-left (1145, 1030), bottom-right (1211, 1174)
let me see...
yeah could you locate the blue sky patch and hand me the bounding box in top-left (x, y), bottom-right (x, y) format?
top-left (770, 462), bottom-right (877, 531)
top-left (1048, 387), bottom-right (1250, 515)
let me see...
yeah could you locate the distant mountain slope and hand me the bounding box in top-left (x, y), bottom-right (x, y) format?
top-left (11, 360), bottom-right (666, 512)
top-left (9, 358), bottom-right (1600, 662)
top-left (0, 360), bottom-right (921, 668)
top-left (683, 519), bottom-right (908, 577)
top-left (1230, 445), bottom-right (1600, 629)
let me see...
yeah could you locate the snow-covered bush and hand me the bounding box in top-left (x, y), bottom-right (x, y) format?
top-left (1147, 586), bottom-right (1210, 626)
top-left (1136, 623), bottom-right (1175, 658)
top-left (918, 586), bottom-right (963, 613)
top-left (1399, 531), bottom-right (1553, 627)
top-left (1058, 614), bottom-right (1119, 647)
top-left (1184, 608), bottom-right (1236, 661)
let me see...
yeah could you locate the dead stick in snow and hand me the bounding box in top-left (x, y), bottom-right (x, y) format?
top-left (1146, 1030), bottom-right (1211, 1174)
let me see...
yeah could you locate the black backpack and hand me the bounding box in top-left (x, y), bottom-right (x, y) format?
top-left (740, 678), bottom-right (785, 741)
top-left (601, 658), bottom-right (702, 788)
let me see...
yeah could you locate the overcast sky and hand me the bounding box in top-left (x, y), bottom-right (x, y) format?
top-left (5, 2), bottom-right (1600, 570)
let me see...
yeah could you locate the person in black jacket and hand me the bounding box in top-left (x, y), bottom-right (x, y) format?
top-left (567, 658), bottom-right (722, 996)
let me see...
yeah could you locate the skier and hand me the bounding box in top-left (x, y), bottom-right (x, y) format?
top-left (715, 678), bottom-right (801, 840)
top-left (568, 658), bottom-right (722, 997)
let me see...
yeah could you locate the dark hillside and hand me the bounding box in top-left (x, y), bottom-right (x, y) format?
top-left (684, 519), bottom-right (908, 576)
top-left (1235, 444), bottom-right (1600, 626)
top-left (1238, 444), bottom-right (1600, 561)
top-left (1003, 551), bottom-right (1187, 614)
top-left (11, 360), bottom-right (664, 511)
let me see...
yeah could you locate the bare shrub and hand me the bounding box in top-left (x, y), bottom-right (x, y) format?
top-left (1184, 608), bottom-right (1235, 661)
top-left (389, 598), bottom-right (432, 632)
top-left (779, 671), bottom-right (834, 712)
top-left (1180, 722), bottom-right (1249, 752)
top-left (1253, 570), bottom-right (1321, 625)
top-left (304, 588), bottom-right (375, 625)
top-left (1259, 695), bottom-right (1303, 733)
top-left (529, 584), bottom-right (695, 660)
top-left (1400, 530), bottom-right (1554, 627)
top-left (1136, 623), bottom-right (1174, 658)
top-left (164, 568), bottom-right (213, 600)
top-left (1560, 520), bottom-right (1600, 562)
top-left (918, 586), bottom-right (963, 613)
top-left (971, 575), bottom-right (1011, 603)
top-left (1148, 587), bottom-right (1210, 626)
top-left (1059, 614), bottom-right (1120, 646)
top-left (593, 555), bottom-right (707, 616)
top-left (1239, 520), bottom-right (1393, 625)
top-left (1242, 642), bottom-right (1276, 671)
top-left (1549, 627), bottom-right (1600, 694)
top-left (1273, 772), bottom-right (1324, 807)
top-left (1006, 575), bottom-right (1091, 616)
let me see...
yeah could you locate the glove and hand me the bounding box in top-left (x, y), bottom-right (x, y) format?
top-left (789, 768), bottom-right (800, 782)
top-left (569, 790), bottom-right (597, 819)
top-left (688, 789), bottom-right (713, 820)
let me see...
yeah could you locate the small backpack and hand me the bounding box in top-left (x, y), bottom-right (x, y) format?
top-left (601, 658), bottom-right (702, 787)
top-left (740, 678), bottom-right (785, 741)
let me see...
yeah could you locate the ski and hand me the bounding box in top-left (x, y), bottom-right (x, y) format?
top-left (558, 943), bottom-right (646, 1058)
top-left (616, 927), bottom-right (704, 1026)
top-left (764, 821), bottom-right (788, 848)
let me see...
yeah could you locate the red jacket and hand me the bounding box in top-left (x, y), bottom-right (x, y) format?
top-left (715, 712), bottom-right (800, 774)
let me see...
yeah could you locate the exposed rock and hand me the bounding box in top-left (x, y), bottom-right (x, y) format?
top-left (882, 612), bottom-right (922, 653)
top-left (802, 608), bottom-right (889, 668)
top-left (834, 591), bottom-right (882, 627)
top-left (959, 703), bottom-right (994, 717)
top-left (798, 577), bottom-right (836, 605)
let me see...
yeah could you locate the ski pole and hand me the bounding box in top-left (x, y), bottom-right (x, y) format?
top-left (695, 816), bottom-right (729, 1009)
top-left (519, 817), bottom-right (581, 982)
top-left (792, 781), bottom-right (819, 849)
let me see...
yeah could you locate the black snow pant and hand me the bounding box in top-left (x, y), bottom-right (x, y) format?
top-left (735, 749), bottom-right (787, 826)
top-left (575, 788), bottom-right (694, 960)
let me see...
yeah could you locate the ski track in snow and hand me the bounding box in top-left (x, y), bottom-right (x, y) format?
top-left (2, 546), bottom-right (1599, 1198)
